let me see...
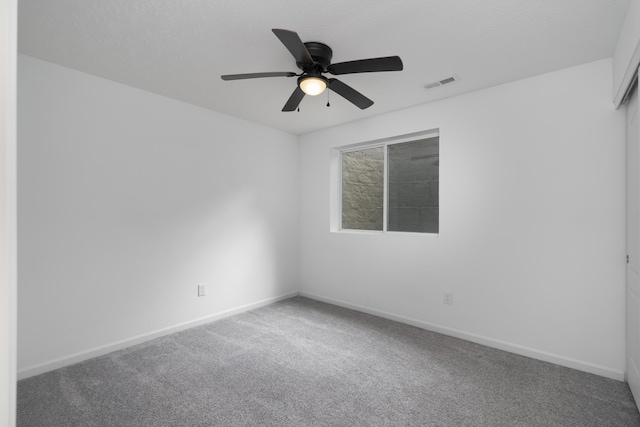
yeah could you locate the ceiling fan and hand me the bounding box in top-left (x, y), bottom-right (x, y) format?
top-left (221, 29), bottom-right (403, 112)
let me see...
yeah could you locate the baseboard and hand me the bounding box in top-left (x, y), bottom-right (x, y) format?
top-left (19, 290), bottom-right (625, 382)
top-left (17, 291), bottom-right (299, 380)
top-left (300, 291), bottom-right (625, 381)
top-left (629, 355), bottom-right (640, 408)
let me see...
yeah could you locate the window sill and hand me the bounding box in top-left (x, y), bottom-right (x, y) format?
top-left (332, 229), bottom-right (439, 238)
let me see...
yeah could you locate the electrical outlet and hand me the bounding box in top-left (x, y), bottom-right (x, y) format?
top-left (443, 291), bottom-right (453, 305)
top-left (198, 283), bottom-right (206, 297)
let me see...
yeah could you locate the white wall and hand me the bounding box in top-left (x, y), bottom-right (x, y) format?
top-left (17, 54), bottom-right (628, 383)
top-left (17, 55), bottom-right (299, 375)
top-left (299, 58), bottom-right (627, 380)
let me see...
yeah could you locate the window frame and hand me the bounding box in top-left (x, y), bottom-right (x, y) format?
top-left (330, 129), bottom-right (440, 236)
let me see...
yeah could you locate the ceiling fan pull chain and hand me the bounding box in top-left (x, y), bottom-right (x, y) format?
top-left (327, 90), bottom-right (330, 107)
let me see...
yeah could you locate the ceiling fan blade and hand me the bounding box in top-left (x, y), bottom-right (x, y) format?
top-left (221, 71), bottom-right (296, 81)
top-left (327, 56), bottom-right (403, 75)
top-left (282, 87), bottom-right (305, 112)
top-left (328, 79), bottom-right (373, 109)
top-left (272, 29), bottom-right (314, 66)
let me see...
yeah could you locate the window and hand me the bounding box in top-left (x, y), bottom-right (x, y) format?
top-left (336, 132), bottom-right (439, 234)
top-left (341, 146), bottom-right (385, 230)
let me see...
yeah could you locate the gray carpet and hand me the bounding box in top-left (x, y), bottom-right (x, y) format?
top-left (17, 297), bottom-right (640, 426)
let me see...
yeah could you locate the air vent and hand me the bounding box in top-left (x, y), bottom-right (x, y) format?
top-left (424, 75), bottom-right (460, 90)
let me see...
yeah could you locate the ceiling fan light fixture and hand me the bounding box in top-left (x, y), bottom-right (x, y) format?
top-left (298, 75), bottom-right (327, 96)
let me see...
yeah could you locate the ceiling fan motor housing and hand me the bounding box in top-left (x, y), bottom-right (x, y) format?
top-left (299, 42), bottom-right (333, 72)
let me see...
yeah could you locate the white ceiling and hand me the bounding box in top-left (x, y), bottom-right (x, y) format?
top-left (18, 0), bottom-right (630, 135)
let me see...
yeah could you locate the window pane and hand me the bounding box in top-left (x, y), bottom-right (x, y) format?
top-left (387, 137), bottom-right (439, 233)
top-left (341, 147), bottom-right (384, 230)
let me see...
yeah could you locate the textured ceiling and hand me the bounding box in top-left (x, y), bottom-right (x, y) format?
top-left (18, 0), bottom-right (630, 135)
